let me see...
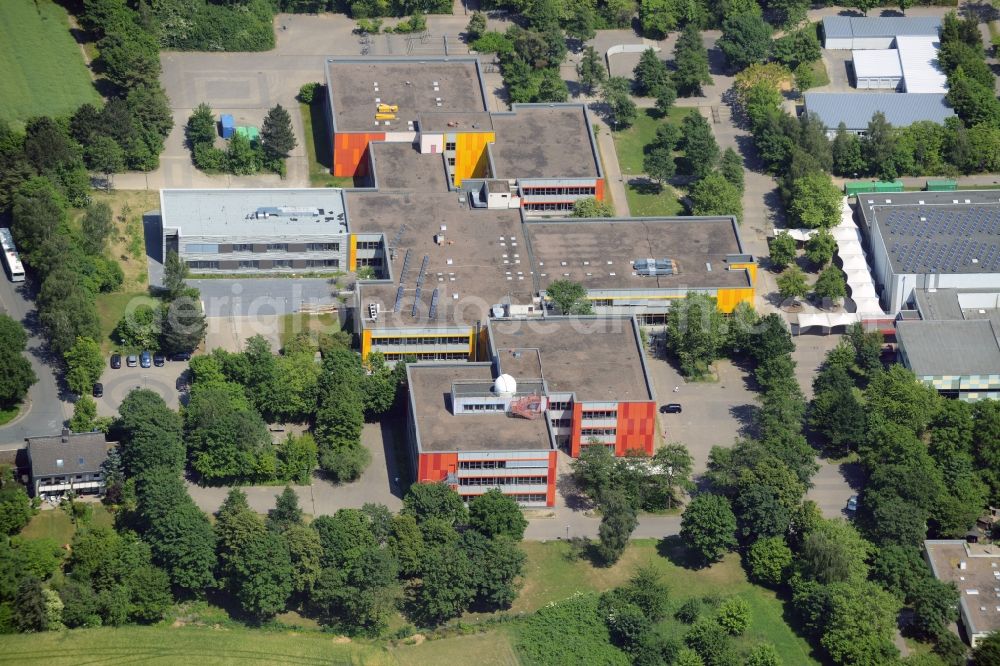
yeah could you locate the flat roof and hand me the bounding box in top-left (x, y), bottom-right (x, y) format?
top-left (27, 432), bottom-right (111, 477)
top-left (857, 190), bottom-right (1000, 275)
top-left (161, 189), bottom-right (348, 237)
top-left (897, 36), bottom-right (947, 94)
top-left (823, 16), bottom-right (941, 40)
top-left (347, 191), bottom-right (533, 329)
top-left (852, 49), bottom-right (902, 79)
top-left (407, 363), bottom-right (553, 452)
top-left (416, 111), bottom-right (493, 133)
top-left (804, 92), bottom-right (954, 130)
top-left (489, 317), bottom-right (654, 402)
top-left (325, 58), bottom-right (487, 133)
top-left (524, 217), bottom-right (750, 292)
top-left (489, 105), bottom-right (600, 179)
top-left (370, 142), bottom-right (449, 191)
top-left (924, 540), bottom-right (1000, 638)
top-left (897, 319), bottom-right (1000, 377)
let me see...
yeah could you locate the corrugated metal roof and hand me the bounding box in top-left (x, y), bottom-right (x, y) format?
top-left (897, 35), bottom-right (947, 93)
top-left (804, 92), bottom-right (954, 130)
top-left (824, 16), bottom-right (941, 42)
top-left (853, 49), bottom-right (902, 78)
top-left (898, 319), bottom-right (1000, 377)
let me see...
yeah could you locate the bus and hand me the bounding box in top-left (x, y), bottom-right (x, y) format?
top-left (0, 228), bottom-right (25, 282)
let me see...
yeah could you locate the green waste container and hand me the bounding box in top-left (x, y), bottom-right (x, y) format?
top-left (234, 126), bottom-right (260, 144)
top-left (926, 179), bottom-right (957, 191)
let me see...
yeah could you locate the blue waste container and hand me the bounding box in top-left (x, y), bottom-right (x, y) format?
top-left (220, 114), bottom-right (235, 139)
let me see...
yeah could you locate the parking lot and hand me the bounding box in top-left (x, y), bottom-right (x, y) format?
top-left (95, 357), bottom-right (188, 417)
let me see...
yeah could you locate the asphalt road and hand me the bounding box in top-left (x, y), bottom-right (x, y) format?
top-left (0, 277), bottom-right (69, 448)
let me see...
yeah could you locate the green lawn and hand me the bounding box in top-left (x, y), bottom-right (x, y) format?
top-left (95, 291), bottom-right (158, 354)
top-left (20, 505), bottom-right (113, 544)
top-left (612, 107), bottom-right (697, 176)
top-left (0, 0), bottom-right (100, 127)
top-left (300, 101), bottom-right (357, 188)
top-left (624, 182), bottom-right (685, 217)
top-left (0, 403), bottom-right (20, 426)
top-left (392, 632), bottom-right (519, 666)
top-left (809, 58), bottom-right (830, 88)
top-left (279, 312), bottom-right (340, 349)
top-left (0, 625), bottom-right (393, 665)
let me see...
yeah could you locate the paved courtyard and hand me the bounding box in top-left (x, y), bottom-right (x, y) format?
top-left (95, 360), bottom-right (188, 417)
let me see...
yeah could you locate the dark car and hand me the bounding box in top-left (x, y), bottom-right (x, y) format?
top-left (92, 383), bottom-right (103, 398)
top-left (170, 351), bottom-right (192, 362)
top-left (126, 354), bottom-right (138, 367)
top-left (153, 353), bottom-right (166, 367)
top-left (660, 403), bottom-right (682, 414)
top-left (139, 351), bottom-right (152, 368)
top-left (110, 354), bottom-right (121, 369)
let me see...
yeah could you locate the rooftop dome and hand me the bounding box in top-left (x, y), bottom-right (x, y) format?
top-left (494, 374), bottom-right (517, 395)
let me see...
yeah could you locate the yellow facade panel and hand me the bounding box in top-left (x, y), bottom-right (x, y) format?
top-left (716, 288), bottom-right (754, 313)
top-left (348, 234), bottom-right (358, 272)
top-left (454, 132), bottom-right (495, 186)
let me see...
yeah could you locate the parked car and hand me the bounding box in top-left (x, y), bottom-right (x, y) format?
top-left (126, 354), bottom-right (138, 367)
top-left (139, 351), bottom-right (152, 368)
top-left (92, 383), bottom-right (103, 398)
top-left (661, 403), bottom-right (682, 414)
top-left (110, 354), bottom-right (121, 369)
top-left (170, 352), bottom-right (192, 362)
top-left (847, 495), bottom-right (859, 513)
top-left (153, 353), bottom-right (166, 367)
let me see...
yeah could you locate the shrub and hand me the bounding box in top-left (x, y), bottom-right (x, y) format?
top-left (716, 597), bottom-right (751, 635)
top-left (298, 83), bottom-right (319, 105)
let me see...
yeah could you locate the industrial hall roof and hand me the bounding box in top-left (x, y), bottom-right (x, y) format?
top-left (27, 432), bottom-right (112, 478)
top-left (804, 92), bottom-right (955, 131)
top-left (822, 16), bottom-right (941, 40)
top-left (897, 319), bottom-right (1000, 377)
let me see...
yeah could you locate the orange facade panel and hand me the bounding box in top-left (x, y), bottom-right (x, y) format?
top-left (333, 132), bottom-right (385, 177)
top-left (615, 401), bottom-right (656, 456)
top-left (595, 178), bottom-right (606, 201)
top-left (417, 452), bottom-right (458, 483)
top-left (546, 451), bottom-right (558, 507)
top-left (569, 401), bottom-right (585, 457)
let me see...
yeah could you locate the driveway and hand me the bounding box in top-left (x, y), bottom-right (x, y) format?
top-left (0, 279), bottom-right (70, 448)
top-left (95, 360), bottom-right (188, 417)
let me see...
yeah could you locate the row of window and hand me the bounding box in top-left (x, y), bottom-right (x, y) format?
top-left (548, 401), bottom-right (571, 411)
top-left (550, 418), bottom-right (572, 428)
top-left (581, 427), bottom-right (617, 437)
top-left (460, 403), bottom-right (505, 413)
top-left (462, 493), bottom-right (547, 503)
top-left (381, 352), bottom-right (469, 361)
top-left (228, 243), bottom-right (340, 252)
top-left (525, 203), bottom-right (574, 211)
top-left (357, 257), bottom-right (383, 267)
top-left (458, 476), bottom-right (548, 486)
top-left (445, 142), bottom-right (457, 151)
top-left (185, 260), bottom-right (339, 270)
top-left (41, 473), bottom-right (100, 483)
top-left (459, 460), bottom-right (508, 470)
top-left (356, 241), bottom-right (381, 250)
top-left (373, 336), bottom-right (469, 346)
top-left (581, 443), bottom-right (616, 451)
top-left (522, 186), bottom-right (596, 196)
top-left (582, 410), bottom-right (616, 420)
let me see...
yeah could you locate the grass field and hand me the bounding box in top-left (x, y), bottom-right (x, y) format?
top-left (624, 181), bottom-right (685, 217)
top-left (300, 102), bottom-right (357, 188)
top-left (612, 107), bottom-right (697, 176)
top-left (82, 190), bottom-right (161, 290)
top-left (20, 505), bottom-right (113, 544)
top-left (0, 404), bottom-right (20, 426)
top-left (0, 0), bottom-right (100, 127)
top-left (95, 291), bottom-right (158, 354)
top-left (392, 632), bottom-right (519, 666)
top-left (279, 312), bottom-right (340, 348)
top-left (808, 58), bottom-right (830, 89)
top-left (0, 625), bottom-right (393, 666)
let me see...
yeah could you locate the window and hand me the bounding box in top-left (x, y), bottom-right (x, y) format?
top-left (445, 142), bottom-right (456, 151)
top-left (233, 243), bottom-right (253, 252)
top-left (186, 260), bottom-right (219, 269)
top-left (266, 243), bottom-right (287, 251)
top-left (460, 403), bottom-right (505, 413)
top-left (238, 260), bottom-right (257, 269)
top-left (525, 202), bottom-right (573, 211)
top-left (306, 243), bottom-right (340, 251)
top-left (356, 241), bottom-right (381, 250)
top-left (522, 186), bottom-right (595, 196)
top-left (548, 401), bottom-right (572, 411)
top-left (550, 418), bottom-right (572, 428)
top-left (459, 476), bottom-right (548, 486)
top-left (459, 460), bottom-right (508, 470)
top-left (462, 493), bottom-right (546, 503)
top-left (447, 157), bottom-right (456, 166)
top-left (184, 243), bottom-right (218, 254)
top-left (592, 299), bottom-right (613, 307)
top-left (357, 257), bottom-right (383, 268)
top-left (372, 335), bottom-right (469, 346)
top-left (580, 427), bottom-right (616, 437)
top-left (583, 410), bottom-right (617, 420)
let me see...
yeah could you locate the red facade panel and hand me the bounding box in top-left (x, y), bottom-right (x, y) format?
top-left (546, 451), bottom-right (558, 506)
top-left (417, 452), bottom-right (458, 483)
top-left (333, 132), bottom-right (385, 177)
top-left (595, 178), bottom-right (606, 201)
top-left (615, 401), bottom-right (656, 456)
top-left (569, 401), bottom-right (584, 457)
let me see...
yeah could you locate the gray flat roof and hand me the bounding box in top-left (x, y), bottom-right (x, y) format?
top-left (348, 191), bottom-right (534, 329)
top-left (407, 363), bottom-right (553, 452)
top-left (489, 105), bottom-right (600, 179)
top-left (857, 190), bottom-right (1000, 275)
top-left (416, 111), bottom-right (493, 133)
top-left (27, 432), bottom-right (111, 477)
top-left (924, 540), bottom-right (1000, 638)
top-left (804, 92), bottom-right (954, 130)
top-left (823, 16), bottom-right (941, 39)
top-left (524, 217), bottom-right (750, 292)
top-left (897, 319), bottom-right (1000, 376)
top-left (326, 58), bottom-right (487, 133)
top-left (489, 317), bottom-right (654, 402)
top-left (161, 189), bottom-right (348, 237)
top-left (370, 142), bottom-right (449, 191)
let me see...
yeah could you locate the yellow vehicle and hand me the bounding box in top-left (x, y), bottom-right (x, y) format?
top-left (375, 113), bottom-right (396, 120)
top-left (377, 103), bottom-right (399, 113)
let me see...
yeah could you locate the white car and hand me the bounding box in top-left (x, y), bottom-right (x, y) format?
top-left (847, 496), bottom-right (859, 513)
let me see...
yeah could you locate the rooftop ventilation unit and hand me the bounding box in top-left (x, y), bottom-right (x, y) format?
top-left (633, 258), bottom-right (676, 277)
top-left (254, 206), bottom-right (320, 219)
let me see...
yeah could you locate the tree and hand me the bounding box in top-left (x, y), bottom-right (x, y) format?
top-left (112, 304), bottom-right (160, 350)
top-left (643, 146), bottom-right (675, 185)
top-left (747, 536), bottom-right (793, 587)
top-left (910, 576), bottom-right (959, 640)
top-left (805, 229), bottom-right (836, 267)
top-left (226, 132), bottom-right (261, 175)
top-left (831, 123), bottom-right (866, 176)
top-left (650, 443), bottom-right (695, 509)
top-left (117, 388), bottom-right (186, 477)
top-left (163, 251), bottom-right (189, 299)
top-left (545, 279), bottom-right (593, 314)
top-left (597, 491), bottom-right (638, 564)
top-left (810, 366), bottom-right (865, 457)
top-left (577, 46), bottom-right (607, 95)
top-left (798, 518), bottom-right (872, 585)
top-left (674, 25), bottom-right (713, 97)
top-left (413, 542), bottom-right (476, 625)
top-left (0, 481), bottom-right (33, 536)
top-left (267, 486), bottom-right (303, 533)
top-left (719, 148), bottom-right (744, 193)
top-left (186, 103), bottom-right (217, 149)
top-left (466, 12), bottom-right (486, 40)
top-left (973, 632), bottom-right (1000, 665)
top-left (0, 329), bottom-right (36, 409)
top-left (853, 0), bottom-right (878, 16)
top-left (601, 77), bottom-right (638, 129)
top-left (717, 14), bottom-right (772, 71)
top-left (64, 337), bottom-right (104, 396)
top-left (463, 531), bottom-right (526, 608)
top-left (536, 69), bottom-right (569, 103)
top-left (789, 173), bottom-right (842, 229)
top-left (680, 493), bottom-right (737, 565)
top-left (572, 443), bottom-right (616, 505)
top-left (769, 232), bottom-right (796, 271)
top-left (80, 202), bottom-right (114, 255)
top-left (160, 289), bottom-right (206, 355)
top-left (688, 172), bottom-right (742, 220)
top-left (863, 112), bottom-right (898, 180)
top-left (403, 482), bottom-right (468, 525)
top-left (633, 49), bottom-right (670, 97)
top-left (745, 644), bottom-right (782, 666)
top-left (69, 395), bottom-right (98, 432)
top-left (716, 597), bottom-right (750, 635)
top-left (680, 114), bottom-right (719, 180)
top-left (564, 2), bottom-right (596, 41)
top-left (666, 292), bottom-right (727, 378)
top-left (776, 266), bottom-right (809, 301)
top-left (468, 489), bottom-right (527, 540)
top-left (571, 197), bottom-right (614, 217)
top-left (14, 576), bottom-right (49, 632)
top-left (653, 83), bottom-right (677, 117)
top-left (814, 264), bottom-right (847, 303)
top-left (98, 30), bottom-right (161, 90)
top-left (85, 136), bottom-right (124, 190)
top-left (817, 582), bottom-right (901, 665)
top-left (685, 617), bottom-right (739, 665)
